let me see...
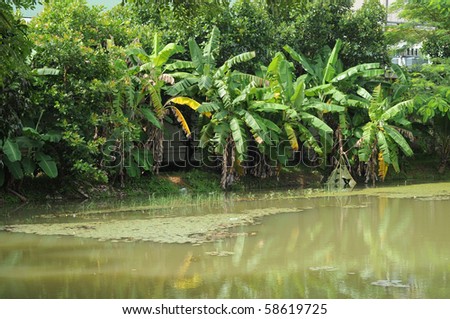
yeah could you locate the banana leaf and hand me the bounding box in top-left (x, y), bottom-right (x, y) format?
top-left (2, 139), bottom-right (21, 162)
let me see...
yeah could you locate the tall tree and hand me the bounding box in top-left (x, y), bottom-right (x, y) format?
top-left (1, 1), bottom-right (62, 192)
top-left (0, 0), bottom-right (37, 87)
top-left (276, 0), bottom-right (387, 68)
top-left (340, 0), bottom-right (388, 66)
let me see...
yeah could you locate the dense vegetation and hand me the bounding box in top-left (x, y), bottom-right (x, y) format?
top-left (1, 0), bottom-right (449, 199)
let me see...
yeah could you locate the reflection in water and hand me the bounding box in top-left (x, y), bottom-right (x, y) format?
top-left (1, 194), bottom-right (450, 298)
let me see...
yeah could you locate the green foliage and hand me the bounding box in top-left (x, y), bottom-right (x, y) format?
top-left (339, 0), bottom-right (388, 66)
top-left (35, 152), bottom-right (58, 178)
top-left (276, 0), bottom-right (387, 68)
top-left (0, 0), bottom-right (424, 194)
top-left (263, 51), bottom-right (338, 161)
top-left (147, 176), bottom-right (180, 194)
top-left (2, 139), bottom-right (21, 162)
top-left (222, 0), bottom-right (276, 71)
top-left (0, 130), bottom-right (60, 186)
top-left (110, 34), bottom-right (202, 180)
top-left (27, 0), bottom-right (154, 184)
top-left (0, 0), bottom-right (63, 188)
top-left (384, 0), bottom-right (450, 170)
top-left (129, 0), bottom-right (386, 72)
top-left (0, 1), bottom-right (36, 148)
top-left (256, 0), bottom-right (309, 21)
top-left (277, 0), bottom-right (350, 58)
top-left (387, 0), bottom-right (450, 58)
top-left (183, 169), bottom-right (221, 193)
top-left (411, 59), bottom-right (450, 122)
top-left (355, 84), bottom-right (414, 182)
top-left (0, 0), bottom-right (36, 87)
top-left (103, 4), bottom-right (154, 49)
top-left (409, 58), bottom-right (450, 171)
top-left (128, 0), bottom-right (233, 62)
top-left (28, 1), bottom-right (115, 181)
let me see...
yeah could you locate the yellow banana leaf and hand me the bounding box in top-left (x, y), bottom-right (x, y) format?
top-left (284, 123), bottom-right (299, 151)
top-left (171, 106), bottom-right (191, 138)
top-left (378, 151), bottom-right (388, 181)
top-left (168, 97), bottom-right (200, 109)
top-left (168, 97), bottom-right (211, 117)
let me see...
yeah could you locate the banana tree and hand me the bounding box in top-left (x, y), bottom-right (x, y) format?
top-left (164, 26), bottom-right (221, 97)
top-left (254, 52), bottom-right (344, 167)
top-left (112, 35), bottom-right (200, 181)
top-left (1, 67), bottom-right (61, 195)
top-left (166, 26), bottom-right (269, 99)
top-left (161, 27), bottom-right (279, 188)
top-left (284, 39), bottom-right (385, 180)
top-left (355, 84), bottom-right (414, 184)
top-left (0, 129), bottom-right (60, 197)
top-left (196, 50), bottom-right (284, 189)
top-left (284, 40), bottom-right (384, 95)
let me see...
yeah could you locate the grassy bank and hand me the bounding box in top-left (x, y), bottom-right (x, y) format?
top-left (1, 154), bottom-right (449, 206)
top-left (0, 166), bottom-right (322, 205)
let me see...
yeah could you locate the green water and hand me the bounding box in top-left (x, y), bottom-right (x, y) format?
top-left (1, 186), bottom-right (450, 298)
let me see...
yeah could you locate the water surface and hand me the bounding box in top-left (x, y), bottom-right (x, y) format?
top-left (1, 184), bottom-right (449, 298)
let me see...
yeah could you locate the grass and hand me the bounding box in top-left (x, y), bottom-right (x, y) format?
top-left (2, 153), bottom-right (449, 206)
top-left (123, 175), bottom-right (180, 196)
top-left (231, 166), bottom-right (322, 192)
top-left (181, 169), bottom-right (221, 193)
top-left (385, 153), bottom-right (450, 182)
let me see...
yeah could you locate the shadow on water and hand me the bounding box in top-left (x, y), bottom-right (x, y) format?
top-left (1, 184), bottom-right (450, 298)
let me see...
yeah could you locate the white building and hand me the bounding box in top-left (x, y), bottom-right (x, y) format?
top-left (354, 0), bottom-right (426, 66)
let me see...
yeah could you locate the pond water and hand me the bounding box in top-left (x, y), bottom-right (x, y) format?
top-left (1, 183), bottom-right (450, 298)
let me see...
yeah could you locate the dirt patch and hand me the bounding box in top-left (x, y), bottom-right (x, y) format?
top-left (2, 207), bottom-right (303, 244)
top-left (164, 175), bottom-right (186, 186)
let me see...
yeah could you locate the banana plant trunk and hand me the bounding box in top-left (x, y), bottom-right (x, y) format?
top-left (147, 122), bottom-right (164, 175)
top-left (249, 153), bottom-right (276, 179)
top-left (220, 137), bottom-right (236, 189)
top-left (365, 146), bottom-right (378, 185)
